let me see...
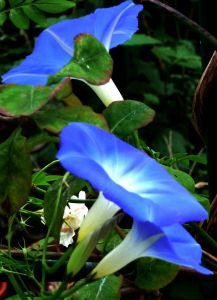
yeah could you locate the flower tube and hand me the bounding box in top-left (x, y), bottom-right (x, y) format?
top-left (56, 122), bottom-right (208, 240)
top-left (2, 1), bottom-right (143, 106)
top-left (91, 220), bottom-right (212, 278)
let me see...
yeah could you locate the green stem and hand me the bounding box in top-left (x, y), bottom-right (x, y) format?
top-left (132, 131), bottom-right (143, 151)
top-left (40, 173), bottom-right (69, 295)
top-left (33, 159), bottom-right (59, 182)
top-left (34, 186), bottom-right (46, 194)
top-left (7, 214), bottom-right (16, 256)
top-left (138, 0), bottom-right (217, 49)
top-left (46, 247), bottom-right (74, 274)
top-left (7, 273), bottom-right (28, 300)
top-left (41, 173), bottom-right (70, 281)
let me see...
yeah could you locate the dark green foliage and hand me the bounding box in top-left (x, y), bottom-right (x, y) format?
top-left (0, 129), bottom-right (32, 216)
top-left (135, 257), bottom-right (179, 290)
top-left (0, 0), bottom-right (75, 28)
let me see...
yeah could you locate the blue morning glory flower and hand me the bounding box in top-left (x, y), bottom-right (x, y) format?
top-left (57, 122), bottom-right (208, 235)
top-left (2, 1), bottom-right (143, 86)
top-left (92, 220), bottom-right (212, 278)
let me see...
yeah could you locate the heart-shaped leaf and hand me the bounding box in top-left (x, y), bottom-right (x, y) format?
top-left (104, 100), bottom-right (155, 137)
top-left (48, 34), bottom-right (113, 86)
top-left (0, 84), bottom-right (52, 117)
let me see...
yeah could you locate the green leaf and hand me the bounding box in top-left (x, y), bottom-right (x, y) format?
top-left (67, 214), bottom-right (122, 276)
top-left (193, 193), bottom-right (210, 212)
top-left (164, 166), bottom-right (195, 192)
top-left (144, 93), bottom-right (160, 106)
top-left (103, 100), bottom-right (155, 137)
top-left (44, 175), bottom-right (86, 239)
top-left (9, 0), bottom-right (26, 7)
top-left (135, 257), bottom-right (179, 290)
top-left (22, 5), bottom-right (47, 26)
top-left (124, 34), bottom-right (161, 46)
top-left (33, 106), bottom-right (108, 133)
top-left (182, 154), bottom-right (207, 165)
top-left (0, 85), bottom-right (53, 117)
top-left (152, 41), bottom-right (201, 70)
top-left (0, 129), bottom-right (32, 216)
top-left (0, 12), bottom-right (6, 25)
top-left (32, 171), bottom-right (62, 187)
top-left (0, 0), bottom-right (5, 10)
top-left (28, 196), bottom-right (43, 207)
top-left (48, 34), bottom-right (113, 85)
top-left (9, 8), bottom-right (30, 29)
top-left (34, 0), bottom-right (75, 13)
top-left (97, 229), bottom-right (122, 254)
top-left (74, 275), bottom-right (122, 300)
top-left (27, 131), bottom-right (59, 151)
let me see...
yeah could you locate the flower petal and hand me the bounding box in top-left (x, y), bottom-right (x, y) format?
top-left (2, 1), bottom-right (143, 85)
top-left (143, 222), bottom-right (212, 275)
top-left (92, 0), bottom-right (143, 50)
top-left (92, 221), bottom-right (212, 278)
top-left (57, 123), bottom-right (208, 226)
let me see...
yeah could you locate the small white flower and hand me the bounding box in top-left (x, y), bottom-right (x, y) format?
top-left (60, 191), bottom-right (88, 247)
top-left (40, 191), bottom-right (88, 247)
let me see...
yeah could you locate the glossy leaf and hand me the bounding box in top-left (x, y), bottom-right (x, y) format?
top-left (34, 0), bottom-right (75, 13)
top-left (74, 275), bottom-right (122, 300)
top-left (48, 34), bottom-right (113, 86)
top-left (0, 85), bottom-right (52, 117)
top-left (33, 106), bottom-right (108, 133)
top-left (135, 257), bottom-right (179, 290)
top-left (103, 100), bottom-right (155, 137)
top-left (22, 5), bottom-right (47, 27)
top-left (9, 8), bottom-right (29, 29)
top-left (165, 166), bottom-right (195, 193)
top-left (0, 130), bottom-right (32, 216)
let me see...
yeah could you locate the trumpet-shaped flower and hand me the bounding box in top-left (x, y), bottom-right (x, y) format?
top-left (57, 122), bottom-right (208, 239)
top-left (2, 1), bottom-right (143, 87)
top-left (91, 221), bottom-right (212, 278)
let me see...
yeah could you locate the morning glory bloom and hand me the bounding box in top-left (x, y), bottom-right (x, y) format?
top-left (2, 1), bottom-right (143, 106)
top-left (91, 221), bottom-right (212, 278)
top-left (57, 122), bottom-right (208, 240)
